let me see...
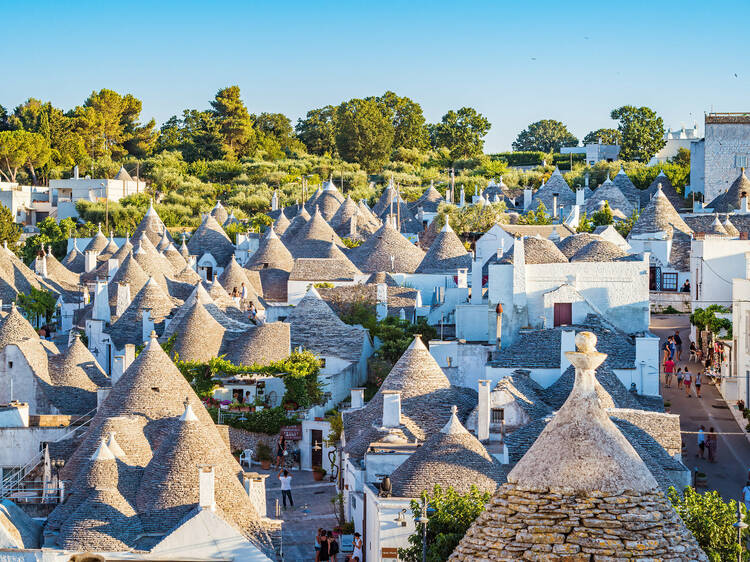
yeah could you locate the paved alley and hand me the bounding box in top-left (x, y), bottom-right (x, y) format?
top-left (652, 314), bottom-right (750, 502)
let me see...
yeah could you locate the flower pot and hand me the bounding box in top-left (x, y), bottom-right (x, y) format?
top-left (313, 471), bottom-right (324, 481)
top-left (261, 460), bottom-right (271, 470)
top-left (695, 474), bottom-right (708, 487)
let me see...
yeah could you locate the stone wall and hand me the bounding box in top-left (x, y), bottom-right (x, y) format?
top-left (650, 291), bottom-right (691, 313)
top-left (226, 426), bottom-right (279, 456)
top-left (704, 121), bottom-right (750, 203)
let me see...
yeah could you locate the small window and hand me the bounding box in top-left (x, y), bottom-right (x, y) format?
top-left (662, 272), bottom-right (678, 291)
top-left (491, 408), bottom-right (504, 424)
top-left (7, 361), bottom-right (12, 369)
top-left (151, 387), bottom-right (160, 392)
top-left (262, 262), bottom-right (269, 269)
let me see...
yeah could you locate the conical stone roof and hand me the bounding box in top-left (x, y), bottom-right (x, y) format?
top-left (187, 214), bottom-right (234, 267)
top-left (98, 234), bottom-right (119, 262)
top-left (61, 246), bottom-right (85, 274)
top-left (162, 242), bottom-right (188, 271)
top-left (223, 322), bottom-right (290, 367)
top-left (133, 235), bottom-right (173, 286)
top-left (107, 278), bottom-right (177, 349)
top-left (0, 304), bottom-right (38, 349)
top-left (586, 177), bottom-right (634, 217)
top-left (48, 334), bottom-right (107, 402)
top-left (706, 214), bottom-right (729, 237)
top-left (285, 209), bottom-right (345, 258)
top-left (110, 237), bottom-right (134, 264)
top-left (416, 222), bottom-right (471, 273)
top-left (170, 300), bottom-right (226, 362)
top-left (209, 201), bottom-right (229, 225)
top-left (612, 167), bottom-right (642, 209)
top-left (347, 221), bottom-right (425, 273)
top-left (449, 332), bottom-right (707, 561)
top-left (107, 252), bottom-right (149, 308)
top-left (84, 227), bottom-right (108, 254)
top-left (218, 255), bottom-right (261, 302)
top-left (410, 184), bottom-right (445, 213)
top-left (555, 232), bottom-right (602, 259)
top-left (314, 188), bottom-right (344, 221)
top-left (281, 208), bottom-right (311, 244)
top-left (156, 230), bottom-right (171, 253)
top-left (133, 202), bottom-right (172, 247)
top-left (246, 227), bottom-right (294, 272)
top-left (329, 196), bottom-right (360, 230)
top-left (724, 215), bottom-right (740, 237)
top-left (389, 406), bottom-right (504, 497)
top-left (642, 170), bottom-right (682, 209)
top-left (273, 212), bottom-right (291, 236)
top-left (628, 186), bottom-right (692, 239)
top-left (708, 168), bottom-right (750, 213)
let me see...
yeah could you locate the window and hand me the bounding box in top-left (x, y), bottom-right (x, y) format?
top-left (491, 408), bottom-right (504, 424)
top-left (736, 154), bottom-right (750, 168)
top-left (662, 272), bottom-right (678, 291)
top-left (7, 362), bottom-right (12, 369)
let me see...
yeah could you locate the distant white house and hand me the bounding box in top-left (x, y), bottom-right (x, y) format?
top-left (648, 124), bottom-right (700, 165)
top-left (561, 141), bottom-right (620, 165)
top-left (50, 166), bottom-right (145, 219)
top-left (0, 182), bottom-right (52, 225)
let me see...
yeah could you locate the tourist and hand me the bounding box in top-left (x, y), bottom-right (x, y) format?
top-left (664, 358), bottom-right (675, 388)
top-left (674, 330), bottom-right (682, 362)
top-left (662, 339), bottom-right (671, 363)
top-left (248, 301), bottom-right (257, 324)
top-left (695, 370), bottom-right (702, 398)
top-left (327, 530), bottom-right (339, 561)
top-left (683, 369), bottom-right (692, 397)
top-left (315, 528), bottom-right (324, 562)
top-left (707, 427), bottom-right (717, 462)
top-left (689, 341), bottom-right (697, 362)
top-left (676, 367), bottom-right (684, 387)
top-left (743, 482), bottom-right (750, 512)
top-left (318, 530), bottom-right (330, 562)
top-left (240, 282), bottom-right (248, 310)
top-left (681, 279), bottom-right (691, 293)
top-left (275, 434), bottom-right (287, 469)
top-left (277, 469), bottom-right (293, 509)
top-left (696, 426), bottom-right (705, 459)
top-left (352, 532), bottom-right (363, 562)
top-left (231, 286), bottom-right (240, 306)
top-left (668, 336), bottom-right (676, 361)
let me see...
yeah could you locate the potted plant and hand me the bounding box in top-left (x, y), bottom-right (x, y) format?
top-left (256, 443), bottom-right (272, 470)
top-left (695, 471), bottom-right (708, 487)
top-left (313, 466), bottom-right (327, 481)
top-left (664, 401), bottom-right (671, 413)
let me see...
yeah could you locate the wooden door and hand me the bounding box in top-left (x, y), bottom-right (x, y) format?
top-left (311, 429), bottom-right (323, 468)
top-left (553, 303), bottom-right (572, 327)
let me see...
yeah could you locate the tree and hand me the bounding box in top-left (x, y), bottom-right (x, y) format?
top-left (0, 206), bottom-right (20, 247)
top-left (512, 119), bottom-right (578, 153)
top-left (371, 316), bottom-right (437, 364)
top-left (296, 106), bottom-right (338, 156)
top-left (374, 91), bottom-right (429, 151)
top-left (431, 107), bottom-right (491, 160)
top-left (518, 200), bottom-right (552, 225)
top-left (210, 86), bottom-right (256, 158)
top-left (591, 200), bottom-right (614, 226)
top-left (610, 105), bottom-right (666, 162)
top-left (0, 130), bottom-right (50, 183)
top-left (615, 209), bottom-right (639, 238)
top-left (577, 211), bottom-right (594, 233)
top-left (672, 147), bottom-right (691, 166)
top-left (0, 105), bottom-right (8, 131)
top-left (668, 487), bottom-right (748, 561)
top-left (398, 485), bottom-right (492, 562)
top-left (15, 288), bottom-right (57, 328)
top-left (582, 128), bottom-right (622, 145)
top-left (335, 98), bottom-right (394, 171)
top-left (690, 305), bottom-right (732, 339)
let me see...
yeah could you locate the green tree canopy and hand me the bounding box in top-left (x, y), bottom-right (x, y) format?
top-left (210, 86), bottom-right (256, 159)
top-left (296, 105), bottom-right (338, 156)
top-left (0, 130), bottom-right (50, 183)
top-left (582, 128), bottom-right (622, 145)
top-left (373, 91), bottom-right (429, 151)
top-left (591, 200), bottom-right (614, 226)
top-left (610, 105), bottom-right (666, 162)
top-left (431, 107), bottom-right (491, 160)
top-left (335, 98), bottom-right (394, 171)
top-left (0, 205), bottom-right (20, 248)
top-left (518, 200), bottom-right (552, 224)
top-left (512, 119), bottom-right (578, 153)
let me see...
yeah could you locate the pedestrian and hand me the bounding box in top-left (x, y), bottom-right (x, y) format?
top-left (352, 532), bottom-right (363, 562)
top-left (674, 330), bottom-right (682, 362)
top-left (248, 301), bottom-right (257, 324)
top-left (743, 482), bottom-right (750, 512)
top-left (676, 367), bottom-right (684, 387)
top-left (689, 341), bottom-right (697, 362)
top-left (695, 370), bottom-right (702, 398)
top-left (327, 530), bottom-right (339, 561)
top-left (315, 528), bottom-right (324, 562)
top-left (278, 469), bottom-right (293, 509)
top-left (240, 282), bottom-right (248, 310)
top-left (275, 434), bottom-right (286, 469)
top-left (318, 530), bottom-right (330, 562)
top-left (696, 425), bottom-right (705, 459)
top-left (662, 338), bottom-right (671, 363)
top-left (668, 336), bottom-right (676, 361)
top-left (664, 358), bottom-right (675, 388)
top-left (683, 369), bottom-right (692, 397)
top-left (707, 427), bottom-right (717, 462)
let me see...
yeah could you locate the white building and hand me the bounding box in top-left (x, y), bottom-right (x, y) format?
top-left (0, 183), bottom-right (52, 226)
top-left (561, 141), bottom-right (620, 165)
top-left (648, 124), bottom-right (700, 165)
top-left (51, 166), bottom-right (145, 220)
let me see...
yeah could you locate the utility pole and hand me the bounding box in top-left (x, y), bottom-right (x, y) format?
top-left (396, 183), bottom-right (401, 232)
top-left (450, 168), bottom-right (455, 204)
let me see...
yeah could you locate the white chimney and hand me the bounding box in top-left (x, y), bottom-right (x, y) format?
top-left (199, 466), bottom-right (216, 511)
top-left (477, 380), bottom-right (491, 441)
top-left (73, 165), bottom-right (79, 180)
top-left (523, 188), bottom-right (532, 210)
top-left (741, 190), bottom-right (749, 214)
top-left (36, 255), bottom-right (48, 278)
top-left (459, 186), bottom-right (465, 208)
top-left (141, 309), bottom-right (154, 343)
top-left (349, 213), bottom-right (358, 238)
top-left (111, 355), bottom-right (125, 386)
top-left (376, 283), bottom-right (388, 320)
top-left (84, 250), bottom-right (98, 273)
top-left (107, 258), bottom-right (120, 281)
top-left (382, 390), bottom-right (401, 428)
top-left (584, 173), bottom-right (590, 188)
top-left (92, 279), bottom-right (110, 323)
top-left (123, 344), bottom-right (135, 372)
top-left (351, 388), bottom-right (365, 409)
top-left (456, 268), bottom-right (468, 289)
top-left (552, 193), bottom-right (559, 219)
top-left (576, 188), bottom-right (584, 206)
top-left (271, 190), bottom-right (279, 211)
top-left (116, 283), bottom-right (131, 317)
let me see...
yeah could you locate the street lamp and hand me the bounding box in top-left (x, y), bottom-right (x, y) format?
top-left (732, 503), bottom-right (747, 562)
top-left (414, 497), bottom-right (434, 562)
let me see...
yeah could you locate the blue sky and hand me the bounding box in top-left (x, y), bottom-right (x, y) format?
top-left (1, 0), bottom-right (748, 151)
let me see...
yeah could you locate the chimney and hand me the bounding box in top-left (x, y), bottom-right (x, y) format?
top-left (271, 190), bottom-right (279, 211)
top-left (123, 344), bottom-right (135, 370)
top-left (351, 388), bottom-right (365, 409)
top-left (199, 466), bottom-right (216, 511)
top-left (552, 193), bottom-right (559, 219)
top-left (456, 268), bottom-right (468, 288)
top-left (116, 283), bottom-right (131, 317)
top-left (381, 390), bottom-right (401, 428)
top-left (92, 279), bottom-right (110, 323)
top-left (73, 165), bottom-right (79, 180)
top-left (376, 283), bottom-right (388, 321)
top-left (576, 188), bottom-right (584, 206)
top-left (243, 473), bottom-right (268, 517)
top-left (111, 355), bottom-right (125, 385)
top-left (742, 191), bottom-right (749, 214)
top-left (84, 250), bottom-right (98, 273)
top-left (107, 258), bottom-right (120, 281)
top-left (477, 380), bottom-right (491, 441)
top-left (141, 309), bottom-right (154, 343)
top-left (584, 173), bottom-right (590, 188)
top-left (523, 188), bottom-right (532, 210)
top-left (36, 255), bottom-right (47, 278)
top-left (495, 303), bottom-right (503, 350)
top-left (460, 186), bottom-right (465, 207)
top-left (349, 213), bottom-right (357, 238)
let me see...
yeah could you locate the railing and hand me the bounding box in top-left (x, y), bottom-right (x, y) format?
top-left (0, 406), bottom-right (98, 503)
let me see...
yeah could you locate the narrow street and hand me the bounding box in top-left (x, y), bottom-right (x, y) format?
top-left (651, 314), bottom-right (750, 502)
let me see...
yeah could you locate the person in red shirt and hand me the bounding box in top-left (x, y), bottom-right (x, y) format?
top-left (664, 357), bottom-right (675, 388)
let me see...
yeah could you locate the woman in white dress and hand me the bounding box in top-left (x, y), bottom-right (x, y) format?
top-left (351, 532), bottom-right (363, 561)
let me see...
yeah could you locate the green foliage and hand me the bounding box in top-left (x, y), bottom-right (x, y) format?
top-left (591, 201), bottom-right (614, 226)
top-left (341, 237), bottom-right (362, 248)
top-left (0, 206), bottom-right (20, 247)
top-left (577, 211), bottom-right (594, 233)
top-left (398, 485), bottom-right (492, 562)
top-left (518, 200), bottom-right (552, 225)
top-left (15, 288), bottom-right (57, 328)
top-left (431, 107), bottom-right (491, 160)
top-left (0, 129), bottom-right (51, 183)
top-left (610, 105), bottom-right (667, 162)
top-left (436, 201), bottom-right (508, 236)
top-left (615, 209), bottom-right (639, 238)
top-left (513, 119), bottom-right (578, 153)
top-left (336, 98), bottom-right (395, 171)
top-left (582, 128), bottom-right (622, 145)
top-left (667, 487), bottom-right (748, 561)
top-left (551, 151), bottom-right (586, 171)
top-left (255, 442), bottom-right (272, 461)
top-left (325, 410), bottom-right (343, 446)
top-left (691, 305), bottom-right (732, 338)
top-left (673, 147), bottom-right (691, 166)
top-left (22, 216), bottom-right (81, 263)
top-left (373, 316), bottom-right (437, 364)
top-left (491, 151), bottom-right (547, 167)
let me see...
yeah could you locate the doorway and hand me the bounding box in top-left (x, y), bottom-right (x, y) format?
top-left (553, 303), bottom-right (572, 327)
top-left (311, 429), bottom-right (323, 468)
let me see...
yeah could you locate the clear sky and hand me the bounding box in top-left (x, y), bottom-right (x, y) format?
top-left (1, 0), bottom-right (748, 152)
